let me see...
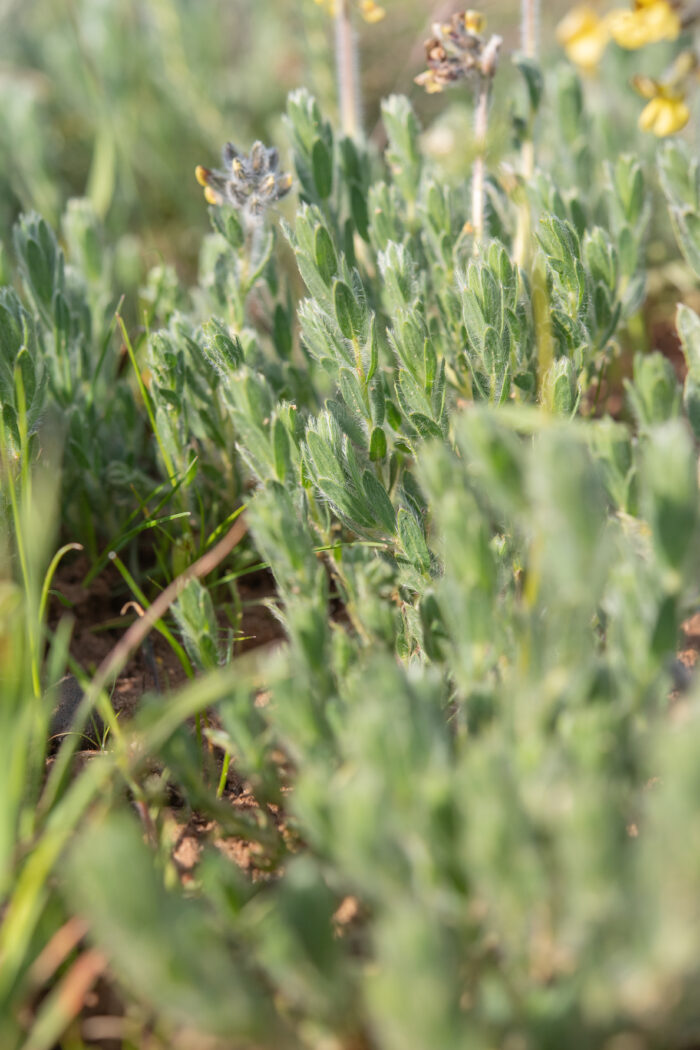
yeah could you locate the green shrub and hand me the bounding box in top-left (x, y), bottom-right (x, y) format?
top-left (4, 9), bottom-right (700, 1048)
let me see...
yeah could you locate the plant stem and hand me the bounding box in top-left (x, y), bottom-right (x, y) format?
top-left (520, 0), bottom-right (539, 182)
top-left (335, 0), bottom-right (361, 137)
top-left (521, 0), bottom-right (540, 60)
top-left (533, 254), bottom-right (554, 402)
top-left (472, 77), bottom-right (491, 250)
top-left (681, 0), bottom-right (700, 28)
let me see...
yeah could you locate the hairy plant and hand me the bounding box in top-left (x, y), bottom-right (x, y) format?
top-left (2, 6), bottom-right (700, 1049)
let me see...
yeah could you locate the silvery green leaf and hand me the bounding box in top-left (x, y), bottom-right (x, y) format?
top-left (514, 54), bottom-right (544, 112)
top-left (362, 468), bottom-right (395, 532)
top-left (327, 397), bottom-right (367, 448)
top-left (273, 303), bottom-right (293, 359)
top-left (641, 420), bottom-right (698, 576)
top-left (350, 185), bottom-right (369, 242)
top-left (397, 507), bottom-right (430, 572)
top-left (381, 95), bottom-right (422, 204)
top-left (676, 304), bottom-right (700, 439)
top-left (333, 279), bottom-right (365, 342)
top-left (659, 141), bottom-right (700, 278)
top-left (369, 426), bottom-right (387, 462)
top-left (368, 182), bottom-right (405, 253)
top-left (583, 228), bottom-right (618, 291)
top-left (311, 138), bottom-right (333, 200)
top-left (314, 224), bottom-right (337, 286)
top-left (201, 317), bottom-right (243, 377)
top-left (543, 357), bottom-right (578, 417)
top-left (625, 353), bottom-right (681, 430)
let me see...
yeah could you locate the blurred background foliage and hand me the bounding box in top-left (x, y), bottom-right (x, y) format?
top-left (0, 0), bottom-right (563, 281)
top-left (0, 0), bottom-right (691, 292)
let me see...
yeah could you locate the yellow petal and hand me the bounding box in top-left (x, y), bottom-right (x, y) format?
top-left (668, 49), bottom-right (699, 85)
top-left (359, 0), bottom-right (385, 22)
top-left (639, 96), bottom-right (689, 136)
top-left (607, 0), bottom-right (680, 49)
top-left (638, 97), bottom-right (662, 131)
top-left (195, 165), bottom-right (210, 187)
top-left (415, 70), bottom-right (444, 93)
top-left (641, 1), bottom-right (681, 40)
top-left (556, 6), bottom-right (610, 70)
top-left (606, 10), bottom-right (646, 48)
top-left (556, 5), bottom-right (600, 44)
top-left (203, 186), bottom-right (220, 205)
top-left (566, 29), bottom-right (610, 70)
top-left (631, 74), bottom-right (659, 99)
top-left (463, 10), bottom-right (486, 33)
top-left (656, 99), bottom-right (689, 136)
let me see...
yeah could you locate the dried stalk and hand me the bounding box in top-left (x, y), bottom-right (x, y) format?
top-left (335, 0), bottom-right (361, 136)
top-left (521, 0), bottom-right (540, 60)
top-left (472, 76), bottom-right (491, 249)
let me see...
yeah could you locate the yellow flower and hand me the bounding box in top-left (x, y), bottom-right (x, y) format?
top-left (633, 49), bottom-right (697, 136)
top-left (635, 83), bottom-right (689, 135)
top-left (556, 6), bottom-right (610, 72)
top-left (463, 10), bottom-right (486, 33)
top-left (359, 0), bottom-right (385, 22)
top-left (414, 70), bottom-right (444, 94)
top-left (607, 0), bottom-right (680, 50)
top-left (313, 0), bottom-right (386, 22)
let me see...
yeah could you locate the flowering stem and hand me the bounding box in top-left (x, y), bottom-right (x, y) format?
top-left (515, 1), bottom-right (538, 266)
top-left (472, 77), bottom-right (491, 250)
top-left (335, 0), bottom-right (361, 137)
top-left (521, 0), bottom-right (540, 59)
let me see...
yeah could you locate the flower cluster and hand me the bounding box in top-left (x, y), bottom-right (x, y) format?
top-left (195, 142), bottom-right (293, 223)
top-left (557, 0), bottom-right (680, 69)
top-left (607, 0), bottom-right (681, 47)
top-left (557, 0), bottom-right (698, 135)
top-left (414, 10), bottom-right (502, 94)
top-left (313, 0), bottom-right (385, 23)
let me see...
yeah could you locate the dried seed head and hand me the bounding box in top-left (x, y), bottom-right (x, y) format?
top-left (195, 140), bottom-right (293, 225)
top-left (415, 9), bottom-right (502, 93)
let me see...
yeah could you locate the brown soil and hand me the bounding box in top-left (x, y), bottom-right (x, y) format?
top-left (48, 553), bottom-right (285, 721)
top-left (583, 299), bottom-right (691, 420)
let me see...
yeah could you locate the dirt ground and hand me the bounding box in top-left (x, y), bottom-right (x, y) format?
top-left (49, 552), bottom-right (285, 722)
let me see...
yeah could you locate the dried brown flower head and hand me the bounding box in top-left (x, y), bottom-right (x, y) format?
top-left (415, 10), bottom-right (502, 93)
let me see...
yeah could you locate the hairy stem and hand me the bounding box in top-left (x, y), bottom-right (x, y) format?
top-left (521, 0), bottom-right (540, 59)
top-left (335, 0), bottom-right (361, 137)
top-left (472, 77), bottom-right (491, 249)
